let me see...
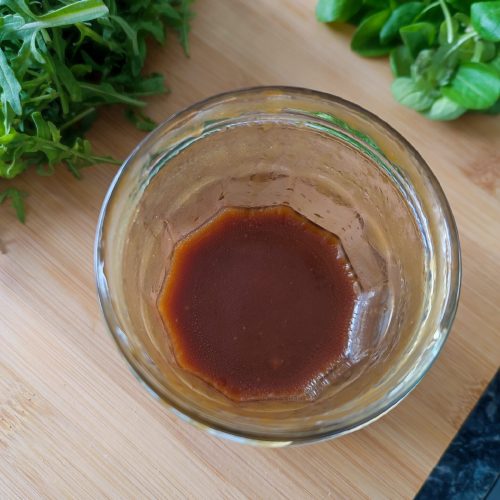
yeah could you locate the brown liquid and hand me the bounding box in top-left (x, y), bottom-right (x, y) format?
top-left (158, 206), bottom-right (358, 402)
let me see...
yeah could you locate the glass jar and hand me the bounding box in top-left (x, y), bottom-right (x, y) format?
top-left (95, 87), bottom-right (461, 445)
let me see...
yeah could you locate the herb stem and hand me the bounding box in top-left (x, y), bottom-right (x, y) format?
top-left (439, 0), bottom-right (454, 44)
top-left (444, 31), bottom-right (476, 58)
top-left (415, 1), bottom-right (440, 21)
top-left (79, 83), bottom-right (146, 107)
top-left (75, 23), bottom-right (109, 48)
top-left (32, 136), bottom-right (121, 164)
top-left (471, 40), bottom-right (483, 62)
top-left (23, 92), bottom-right (59, 104)
top-left (23, 74), bottom-right (50, 89)
top-left (60, 107), bottom-right (96, 131)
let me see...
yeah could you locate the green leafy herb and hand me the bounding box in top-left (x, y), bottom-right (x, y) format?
top-left (400, 22), bottom-right (437, 57)
top-left (448, 0), bottom-right (474, 11)
top-left (351, 10), bottom-right (392, 56)
top-left (0, 0), bottom-right (193, 221)
top-left (316, 0), bottom-right (363, 23)
top-left (392, 77), bottom-right (437, 111)
top-left (424, 95), bottom-right (467, 119)
top-left (390, 45), bottom-right (414, 76)
top-left (125, 109), bottom-right (158, 132)
top-left (316, 0), bottom-right (500, 120)
top-left (380, 2), bottom-right (425, 45)
top-left (471, 1), bottom-right (500, 41)
top-left (0, 47), bottom-right (22, 114)
top-left (442, 61), bottom-right (500, 108)
top-left (0, 187), bottom-right (27, 222)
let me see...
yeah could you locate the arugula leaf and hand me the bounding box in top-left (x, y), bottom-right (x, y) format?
top-left (21, 0), bottom-right (109, 30)
top-left (174, 0), bottom-right (194, 56)
top-left (110, 15), bottom-right (139, 55)
top-left (442, 61), bottom-right (500, 108)
top-left (132, 19), bottom-right (166, 44)
top-left (80, 82), bottom-right (147, 107)
top-left (127, 74), bottom-right (167, 96)
top-left (53, 58), bottom-right (82, 103)
top-left (0, 187), bottom-right (26, 222)
top-left (471, 1), bottom-right (500, 42)
top-left (0, 0), bottom-right (35, 19)
top-left (0, 47), bottom-right (22, 115)
top-left (125, 109), bottom-right (157, 132)
top-left (0, 0), bottom-right (193, 221)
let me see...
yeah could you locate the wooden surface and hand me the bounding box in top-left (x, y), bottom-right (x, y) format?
top-left (1, 1), bottom-right (499, 498)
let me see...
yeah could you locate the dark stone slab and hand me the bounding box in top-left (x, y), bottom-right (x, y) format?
top-left (416, 371), bottom-right (499, 500)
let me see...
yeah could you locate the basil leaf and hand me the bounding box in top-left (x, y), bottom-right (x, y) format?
top-left (490, 54), bottom-right (500, 71)
top-left (380, 2), bottom-right (424, 45)
top-left (442, 62), bottom-right (500, 109)
top-left (390, 45), bottom-right (413, 76)
top-left (438, 16), bottom-right (461, 45)
top-left (391, 77), bottom-right (436, 110)
top-left (448, 0), bottom-right (474, 12)
top-left (422, 45), bottom-right (460, 86)
top-left (457, 35), bottom-right (477, 62)
top-left (316, 0), bottom-right (362, 23)
top-left (471, 1), bottom-right (500, 42)
top-left (351, 10), bottom-right (392, 57)
top-left (415, 2), bottom-right (443, 24)
top-left (479, 41), bottom-right (497, 62)
top-left (363, 0), bottom-right (390, 8)
top-left (485, 98), bottom-right (500, 113)
top-left (411, 48), bottom-right (435, 79)
top-left (424, 96), bottom-right (467, 120)
top-left (400, 22), bottom-right (436, 58)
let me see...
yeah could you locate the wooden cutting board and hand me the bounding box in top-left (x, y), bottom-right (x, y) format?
top-left (1, 1), bottom-right (499, 497)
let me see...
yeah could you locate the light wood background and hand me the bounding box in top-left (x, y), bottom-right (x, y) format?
top-left (1, 1), bottom-right (499, 498)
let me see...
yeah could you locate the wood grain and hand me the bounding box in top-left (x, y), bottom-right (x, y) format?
top-left (1, 0), bottom-right (499, 497)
